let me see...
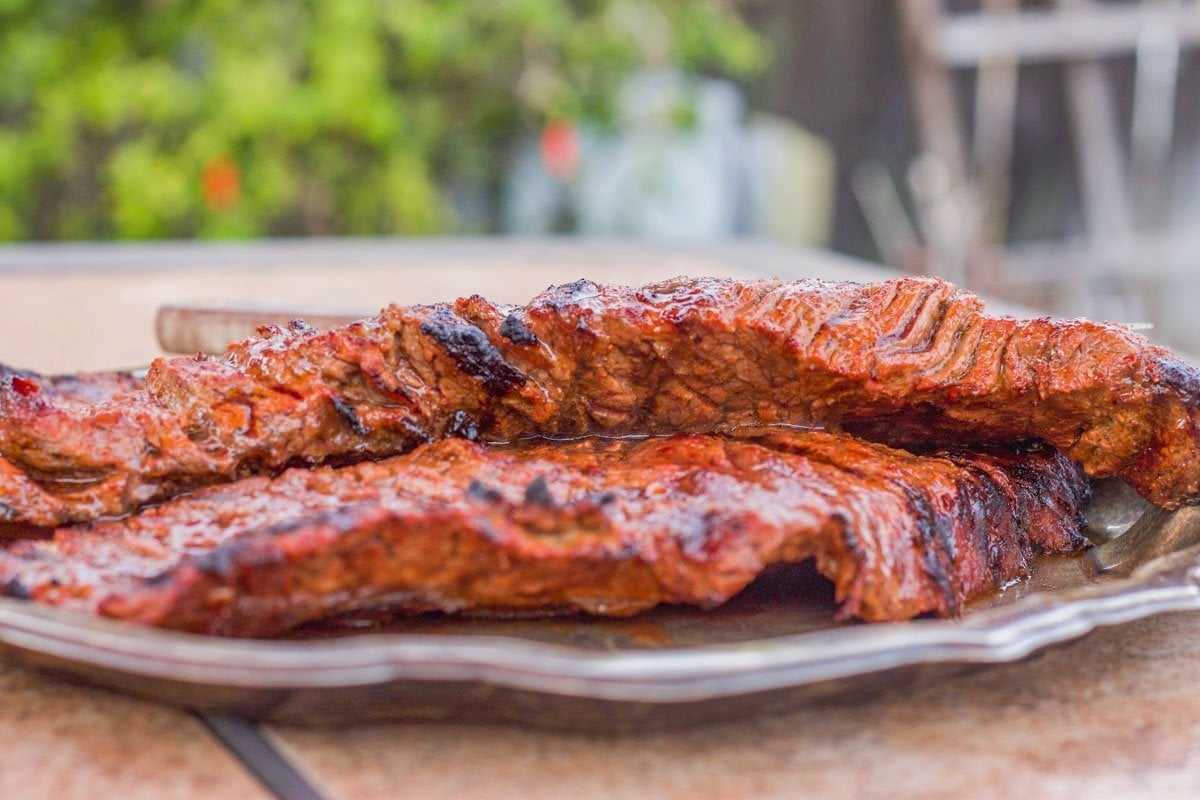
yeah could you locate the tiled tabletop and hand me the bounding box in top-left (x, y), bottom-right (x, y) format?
top-left (1, 239), bottom-right (1199, 799)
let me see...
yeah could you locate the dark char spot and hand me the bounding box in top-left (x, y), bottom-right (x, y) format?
top-left (840, 516), bottom-right (859, 554)
top-left (419, 309), bottom-right (526, 394)
top-left (192, 546), bottom-right (239, 579)
top-left (499, 313), bottom-right (539, 346)
top-left (331, 396), bottom-right (370, 436)
top-left (446, 410), bottom-right (480, 441)
top-left (543, 279), bottom-right (601, 312)
top-left (558, 278), bottom-right (599, 299)
top-left (613, 540), bottom-right (641, 558)
top-left (466, 480), bottom-right (503, 504)
top-left (192, 544), bottom-right (288, 579)
top-left (523, 475), bottom-right (555, 507)
top-left (4, 577), bottom-right (30, 599)
top-left (288, 318), bottom-right (318, 335)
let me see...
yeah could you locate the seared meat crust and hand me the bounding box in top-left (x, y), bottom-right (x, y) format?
top-left (0, 431), bottom-right (1089, 636)
top-left (1, 275), bottom-right (1190, 526)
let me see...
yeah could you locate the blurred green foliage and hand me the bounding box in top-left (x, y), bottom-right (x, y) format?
top-left (0, 0), bottom-right (766, 240)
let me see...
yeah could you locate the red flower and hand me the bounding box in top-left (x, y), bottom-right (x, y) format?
top-left (540, 119), bottom-right (580, 179)
top-left (202, 157), bottom-right (240, 211)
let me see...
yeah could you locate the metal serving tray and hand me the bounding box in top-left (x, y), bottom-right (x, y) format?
top-left (1, 480), bottom-right (1198, 732)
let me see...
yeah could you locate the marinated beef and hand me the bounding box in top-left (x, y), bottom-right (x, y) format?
top-left (0, 431), bottom-right (1089, 636)
top-left (2, 275), bottom-right (1192, 526)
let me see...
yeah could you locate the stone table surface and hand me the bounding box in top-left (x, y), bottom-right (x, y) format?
top-left (0, 238), bottom-right (1198, 799)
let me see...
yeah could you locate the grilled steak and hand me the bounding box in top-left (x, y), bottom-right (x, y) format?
top-left (2, 275), bottom-right (1192, 526)
top-left (0, 431), bottom-right (1089, 636)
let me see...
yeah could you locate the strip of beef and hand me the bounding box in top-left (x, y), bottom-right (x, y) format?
top-left (0, 431), bottom-right (1089, 637)
top-left (2, 275), bottom-right (1191, 526)
top-left (0, 365), bottom-right (144, 529)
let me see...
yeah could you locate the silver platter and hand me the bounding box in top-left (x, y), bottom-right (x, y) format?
top-left (1, 479), bottom-right (1198, 731)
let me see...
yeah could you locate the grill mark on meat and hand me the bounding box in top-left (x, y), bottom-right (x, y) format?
top-left (397, 417), bottom-right (435, 446)
top-left (331, 396), bottom-right (369, 436)
top-left (742, 284), bottom-right (788, 331)
top-left (874, 280), bottom-right (903, 319)
top-left (927, 313), bottom-right (986, 388)
top-left (418, 308), bottom-right (527, 394)
top-left (0, 431), bottom-right (1089, 636)
top-left (801, 290), bottom-right (864, 354)
top-left (918, 312), bottom-right (969, 386)
top-left (895, 290), bottom-right (952, 357)
top-left (879, 282), bottom-right (935, 345)
top-left (817, 286), bottom-right (873, 333)
top-left (995, 322), bottom-right (1017, 392)
top-left (782, 296), bottom-right (822, 351)
top-left (951, 474), bottom-right (991, 587)
top-left (925, 299), bottom-right (971, 360)
top-left (909, 301), bottom-right (990, 395)
top-left (899, 484), bottom-right (959, 614)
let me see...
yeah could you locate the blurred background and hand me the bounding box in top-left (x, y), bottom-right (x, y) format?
top-left (1, 1), bottom-right (1198, 348)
